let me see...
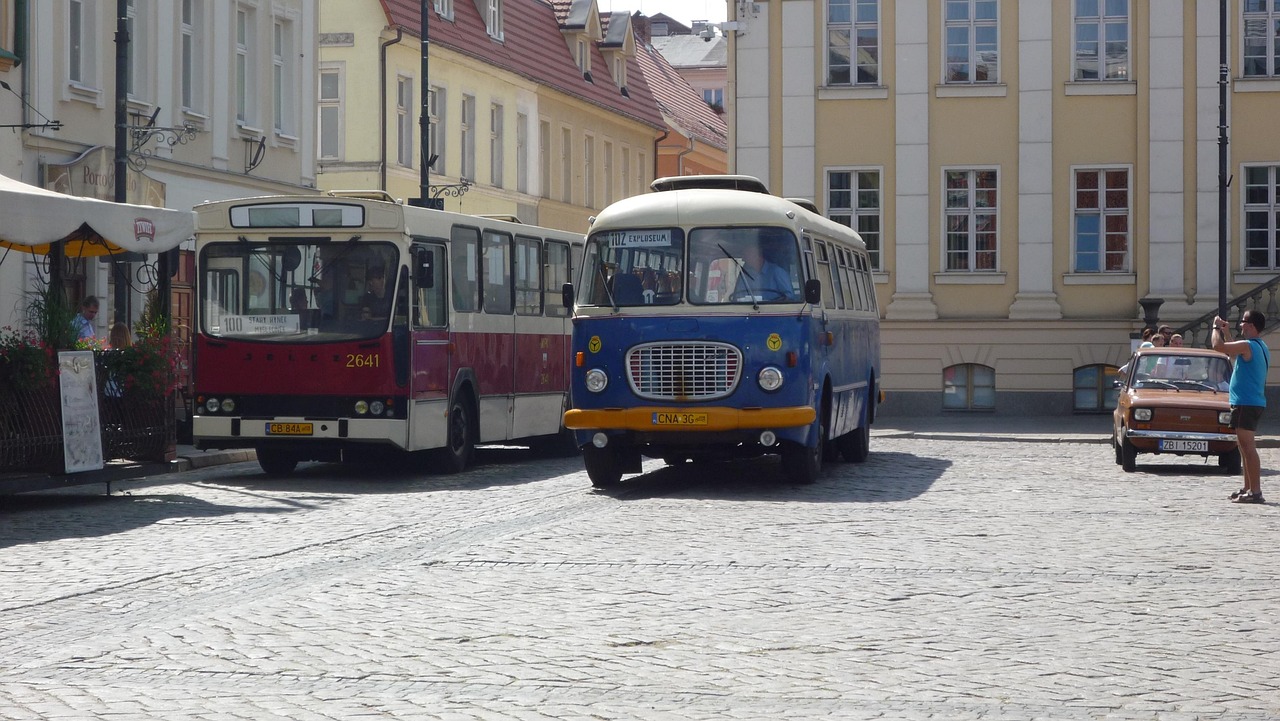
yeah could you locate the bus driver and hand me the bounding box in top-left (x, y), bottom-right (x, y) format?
top-left (733, 239), bottom-right (794, 301)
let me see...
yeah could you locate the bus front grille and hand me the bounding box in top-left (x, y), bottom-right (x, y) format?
top-left (626, 342), bottom-right (742, 401)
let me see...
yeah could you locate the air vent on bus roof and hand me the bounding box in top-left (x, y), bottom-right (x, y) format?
top-left (324, 189), bottom-right (398, 203)
top-left (649, 175), bottom-right (771, 194)
top-left (786, 198), bottom-right (819, 213)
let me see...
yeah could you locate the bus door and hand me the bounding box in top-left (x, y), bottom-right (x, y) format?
top-left (409, 240), bottom-right (450, 450)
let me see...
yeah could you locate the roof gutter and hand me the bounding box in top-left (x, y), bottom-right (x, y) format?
top-left (379, 26), bottom-right (405, 192)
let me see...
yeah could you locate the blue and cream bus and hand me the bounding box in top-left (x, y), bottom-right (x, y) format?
top-left (562, 176), bottom-right (881, 487)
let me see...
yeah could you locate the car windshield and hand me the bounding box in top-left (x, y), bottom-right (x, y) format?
top-left (200, 240), bottom-right (399, 343)
top-left (1132, 354), bottom-right (1232, 391)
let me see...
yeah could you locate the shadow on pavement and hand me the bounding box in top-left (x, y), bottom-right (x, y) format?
top-left (600, 451), bottom-right (950, 503)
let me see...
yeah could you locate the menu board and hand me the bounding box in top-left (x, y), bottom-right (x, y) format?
top-left (58, 350), bottom-right (104, 473)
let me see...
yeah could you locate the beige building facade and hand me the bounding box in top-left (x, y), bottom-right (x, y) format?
top-left (728, 0), bottom-right (1280, 415)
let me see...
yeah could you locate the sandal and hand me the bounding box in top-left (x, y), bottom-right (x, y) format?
top-left (1232, 492), bottom-right (1266, 504)
top-left (1230, 488), bottom-right (1249, 500)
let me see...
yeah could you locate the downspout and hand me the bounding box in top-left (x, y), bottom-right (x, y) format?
top-left (653, 129), bottom-right (668, 182)
top-left (379, 27), bottom-right (405, 192)
top-left (676, 133), bottom-right (695, 175)
top-left (16, 0), bottom-right (28, 127)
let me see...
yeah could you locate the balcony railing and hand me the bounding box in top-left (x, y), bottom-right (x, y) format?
top-left (1174, 274), bottom-right (1280, 347)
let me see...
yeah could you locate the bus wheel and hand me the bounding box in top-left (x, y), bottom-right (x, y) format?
top-left (439, 394), bottom-right (476, 473)
top-left (583, 446), bottom-right (623, 488)
top-left (257, 449), bottom-right (298, 477)
top-left (838, 403), bottom-right (871, 463)
top-left (781, 426), bottom-right (823, 485)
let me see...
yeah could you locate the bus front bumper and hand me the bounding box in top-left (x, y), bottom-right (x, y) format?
top-left (563, 406), bottom-right (816, 432)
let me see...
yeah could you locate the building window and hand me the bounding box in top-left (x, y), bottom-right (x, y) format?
top-left (516, 112), bottom-right (529, 194)
top-left (181, 0), bottom-right (204, 112)
top-left (1073, 168), bottom-right (1130, 272)
top-left (561, 127), bottom-right (572, 203)
top-left (1244, 165), bottom-right (1280, 269)
top-left (433, 0), bottom-right (453, 21)
top-left (1073, 0), bottom-right (1128, 81)
top-left (490, 103), bottom-right (504, 187)
top-left (827, 169), bottom-right (882, 271)
top-left (125, 0), bottom-right (149, 101)
top-left (613, 55), bottom-right (627, 90)
top-left (603, 141), bottom-right (613, 206)
top-left (943, 363), bottom-right (995, 410)
top-left (236, 5), bottom-right (256, 125)
top-left (637, 151), bottom-right (647, 195)
top-left (273, 17), bottom-right (294, 134)
top-left (461, 94), bottom-right (476, 180)
top-left (397, 77), bottom-right (414, 167)
top-left (1244, 2), bottom-right (1280, 77)
top-left (944, 0), bottom-right (998, 83)
top-left (539, 120), bottom-right (551, 199)
top-left (68, 0), bottom-right (97, 88)
top-left (584, 135), bottom-right (595, 208)
top-left (1074, 365), bottom-right (1120, 412)
top-left (428, 87), bottom-right (444, 171)
top-left (944, 169), bottom-right (998, 272)
top-left (318, 66), bottom-right (343, 160)
top-left (485, 0), bottom-right (503, 39)
top-left (827, 0), bottom-right (879, 85)
top-left (621, 148), bottom-right (631, 198)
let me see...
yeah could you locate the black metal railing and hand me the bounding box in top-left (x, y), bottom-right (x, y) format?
top-left (1175, 274), bottom-right (1280, 347)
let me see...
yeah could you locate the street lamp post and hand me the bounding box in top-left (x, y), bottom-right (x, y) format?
top-left (1218, 0), bottom-right (1229, 320)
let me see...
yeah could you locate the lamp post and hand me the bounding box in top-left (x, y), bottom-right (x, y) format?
top-left (112, 0), bottom-right (130, 325)
top-left (1217, 0), bottom-right (1229, 319)
top-left (409, 0), bottom-right (435, 209)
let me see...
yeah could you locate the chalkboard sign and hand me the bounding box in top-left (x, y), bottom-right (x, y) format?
top-left (58, 350), bottom-right (104, 473)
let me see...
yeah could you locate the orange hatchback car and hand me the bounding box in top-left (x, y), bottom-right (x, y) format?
top-left (1112, 347), bottom-right (1240, 473)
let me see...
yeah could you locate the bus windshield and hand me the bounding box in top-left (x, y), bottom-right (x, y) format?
top-left (200, 240), bottom-right (400, 343)
top-left (580, 226), bottom-right (803, 307)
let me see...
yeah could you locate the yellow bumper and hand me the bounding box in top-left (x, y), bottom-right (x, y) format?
top-left (564, 406), bottom-right (817, 432)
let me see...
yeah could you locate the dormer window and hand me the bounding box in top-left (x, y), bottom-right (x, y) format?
top-left (577, 39), bottom-right (589, 74)
top-left (484, 0), bottom-right (503, 39)
top-left (613, 56), bottom-right (627, 90)
top-left (433, 0), bottom-right (453, 20)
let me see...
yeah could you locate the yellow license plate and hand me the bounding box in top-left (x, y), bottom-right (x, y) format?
top-left (651, 412), bottom-right (708, 426)
top-left (267, 422), bottom-right (313, 436)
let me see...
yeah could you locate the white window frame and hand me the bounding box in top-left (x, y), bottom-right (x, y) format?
top-left (826, 168), bottom-right (884, 271)
top-left (428, 86), bottom-right (445, 172)
top-left (1070, 165), bottom-right (1131, 273)
top-left (235, 5), bottom-right (257, 126)
top-left (613, 55), bottom-right (626, 90)
top-left (125, 0), bottom-right (151, 103)
top-left (826, 0), bottom-right (880, 86)
top-left (583, 134), bottom-right (595, 208)
top-left (621, 147), bottom-right (631, 199)
top-left (180, 0), bottom-right (205, 113)
top-left (433, 0), bottom-right (453, 21)
top-left (539, 119), bottom-right (551, 199)
top-left (460, 94), bottom-right (476, 181)
top-left (317, 63), bottom-right (344, 160)
top-left (490, 103), bottom-right (504, 187)
top-left (1243, 164), bottom-right (1280, 270)
top-left (560, 127), bottom-right (572, 203)
top-left (1072, 0), bottom-right (1129, 81)
top-left (485, 0), bottom-right (503, 40)
top-left (272, 15), bottom-right (296, 136)
top-left (942, 0), bottom-right (998, 84)
top-left (397, 75), bottom-right (414, 167)
top-left (603, 140), bottom-right (613, 206)
top-left (67, 0), bottom-right (99, 93)
top-left (942, 167), bottom-right (999, 272)
top-left (516, 111), bottom-right (529, 194)
top-left (1243, 2), bottom-right (1280, 78)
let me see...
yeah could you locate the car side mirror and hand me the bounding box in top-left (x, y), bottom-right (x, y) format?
top-left (804, 278), bottom-right (821, 305)
top-left (561, 282), bottom-right (574, 309)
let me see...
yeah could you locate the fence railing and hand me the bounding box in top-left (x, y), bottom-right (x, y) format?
top-left (1174, 274), bottom-right (1280, 347)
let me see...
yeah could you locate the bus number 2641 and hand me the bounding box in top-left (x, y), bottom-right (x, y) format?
top-left (346, 353), bottom-right (381, 368)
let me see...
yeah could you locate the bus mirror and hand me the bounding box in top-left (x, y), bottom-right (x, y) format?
top-left (561, 282), bottom-right (574, 309)
top-left (415, 249), bottom-right (434, 289)
top-left (804, 278), bottom-right (821, 305)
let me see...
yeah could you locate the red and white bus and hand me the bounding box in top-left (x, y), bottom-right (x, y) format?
top-left (191, 192), bottom-right (583, 475)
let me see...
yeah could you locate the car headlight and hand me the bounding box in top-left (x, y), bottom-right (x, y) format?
top-left (757, 366), bottom-right (784, 391)
top-left (205, 397), bottom-right (220, 413)
top-left (354, 400), bottom-right (369, 415)
top-left (1133, 408), bottom-right (1152, 421)
top-left (585, 369), bottom-right (608, 393)
top-left (1220, 411), bottom-right (1233, 425)
top-left (370, 400), bottom-right (385, 416)
top-left (220, 398), bottom-right (236, 413)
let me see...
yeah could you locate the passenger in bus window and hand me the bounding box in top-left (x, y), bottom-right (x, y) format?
top-left (360, 265), bottom-right (391, 319)
top-left (290, 288), bottom-right (312, 329)
top-left (734, 239), bottom-right (795, 301)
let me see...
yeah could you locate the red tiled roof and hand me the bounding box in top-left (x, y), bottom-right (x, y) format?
top-left (379, 0), bottom-right (664, 131)
top-left (635, 36), bottom-right (727, 149)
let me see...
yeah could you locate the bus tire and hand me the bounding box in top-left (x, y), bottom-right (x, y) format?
top-left (839, 400), bottom-right (871, 463)
top-left (782, 414), bottom-right (824, 485)
top-left (583, 446), bottom-right (623, 488)
top-left (257, 449), bottom-right (298, 477)
top-left (439, 393), bottom-right (476, 474)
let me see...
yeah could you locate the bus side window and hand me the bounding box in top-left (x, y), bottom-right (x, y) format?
top-left (544, 241), bottom-right (571, 317)
top-left (413, 243), bottom-right (447, 328)
top-left (515, 235), bottom-right (542, 316)
top-left (814, 240), bottom-right (837, 309)
top-left (483, 229), bottom-right (514, 315)
top-left (451, 226), bottom-right (480, 312)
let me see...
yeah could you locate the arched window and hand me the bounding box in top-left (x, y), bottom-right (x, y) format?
top-left (1074, 364), bottom-right (1120, 412)
top-left (943, 363), bottom-right (995, 410)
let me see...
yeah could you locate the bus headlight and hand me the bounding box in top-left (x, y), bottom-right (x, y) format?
top-left (1133, 408), bottom-right (1152, 421)
top-left (370, 400), bottom-right (385, 416)
top-left (220, 398), bottom-right (236, 413)
top-left (585, 369), bottom-right (608, 393)
top-left (758, 366), bottom-right (784, 391)
top-left (354, 400), bottom-right (369, 415)
top-left (205, 398), bottom-right (221, 413)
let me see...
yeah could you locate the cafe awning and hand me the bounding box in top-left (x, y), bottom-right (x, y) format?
top-left (0, 172), bottom-right (194, 257)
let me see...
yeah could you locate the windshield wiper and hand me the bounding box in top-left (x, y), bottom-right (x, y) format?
top-left (718, 243), bottom-right (759, 309)
top-left (307, 235), bottom-right (363, 285)
top-left (596, 262), bottom-right (619, 311)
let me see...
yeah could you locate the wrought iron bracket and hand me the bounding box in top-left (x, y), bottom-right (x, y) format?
top-left (429, 179), bottom-right (471, 199)
top-left (125, 108), bottom-right (198, 171)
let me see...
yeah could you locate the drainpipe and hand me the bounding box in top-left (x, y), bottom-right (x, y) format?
top-left (676, 134), bottom-right (695, 175)
top-left (379, 27), bottom-right (405, 192)
top-left (17, 0), bottom-right (27, 125)
top-left (652, 129), bottom-right (668, 182)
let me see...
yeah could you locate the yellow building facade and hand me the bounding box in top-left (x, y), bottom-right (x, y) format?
top-left (729, 0), bottom-right (1280, 415)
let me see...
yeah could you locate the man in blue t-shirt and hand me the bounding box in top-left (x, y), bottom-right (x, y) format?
top-left (1213, 309), bottom-right (1271, 504)
top-left (733, 241), bottom-right (794, 301)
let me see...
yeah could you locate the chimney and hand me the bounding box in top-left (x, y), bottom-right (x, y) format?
top-left (632, 11), bottom-right (650, 45)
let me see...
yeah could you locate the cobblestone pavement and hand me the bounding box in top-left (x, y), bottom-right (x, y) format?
top-left (2, 437), bottom-right (1279, 720)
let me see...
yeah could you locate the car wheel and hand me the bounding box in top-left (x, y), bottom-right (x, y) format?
top-left (1120, 435), bottom-right (1137, 473)
top-left (1219, 447), bottom-right (1242, 475)
top-left (583, 445), bottom-right (623, 488)
top-left (1113, 433), bottom-right (1123, 465)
